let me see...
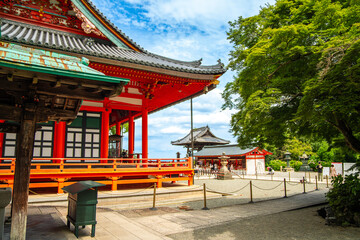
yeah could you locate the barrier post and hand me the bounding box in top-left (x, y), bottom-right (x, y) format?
top-left (249, 181), bottom-right (253, 203)
top-left (308, 172), bottom-right (311, 183)
top-left (326, 175), bottom-right (329, 188)
top-left (288, 171), bottom-right (291, 182)
top-left (303, 177), bottom-right (306, 194)
top-left (271, 172), bottom-right (273, 181)
top-left (284, 178), bottom-right (287, 198)
top-left (150, 183), bottom-right (157, 210)
top-left (315, 176), bottom-right (318, 191)
top-left (202, 183), bottom-right (209, 210)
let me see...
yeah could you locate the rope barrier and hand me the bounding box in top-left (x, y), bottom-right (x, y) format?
top-left (100, 184), bottom-right (155, 196)
top-left (286, 181), bottom-right (302, 186)
top-left (205, 182), bottom-right (250, 195)
top-left (252, 181), bottom-right (283, 191)
top-left (28, 189), bottom-right (66, 196)
top-left (161, 185), bottom-right (203, 191)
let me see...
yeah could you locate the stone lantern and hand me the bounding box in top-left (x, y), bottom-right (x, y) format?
top-left (284, 151), bottom-right (294, 172)
top-left (299, 152), bottom-right (311, 171)
top-left (217, 152), bottom-right (233, 180)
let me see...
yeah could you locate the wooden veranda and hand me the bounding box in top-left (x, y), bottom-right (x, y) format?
top-left (0, 157), bottom-right (193, 193)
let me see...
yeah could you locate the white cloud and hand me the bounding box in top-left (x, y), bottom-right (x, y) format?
top-left (139, 0), bottom-right (269, 33)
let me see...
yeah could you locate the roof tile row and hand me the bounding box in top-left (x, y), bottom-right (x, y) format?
top-left (1, 19), bottom-right (226, 75)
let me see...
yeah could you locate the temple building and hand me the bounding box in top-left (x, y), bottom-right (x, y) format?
top-left (0, 2), bottom-right (226, 237)
top-left (0, 0), bottom-right (226, 161)
top-left (194, 145), bottom-right (272, 175)
top-left (171, 126), bottom-right (230, 154)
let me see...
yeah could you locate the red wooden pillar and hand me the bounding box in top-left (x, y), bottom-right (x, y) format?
top-left (142, 108), bottom-right (148, 160)
top-left (100, 109), bottom-right (110, 162)
top-left (116, 122), bottom-right (121, 157)
top-left (53, 121), bottom-right (66, 162)
top-left (116, 122), bottom-right (121, 135)
top-left (0, 120), bottom-right (5, 157)
top-left (128, 111), bottom-right (134, 158)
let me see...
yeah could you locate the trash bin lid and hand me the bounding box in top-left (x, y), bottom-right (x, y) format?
top-left (62, 180), bottom-right (105, 194)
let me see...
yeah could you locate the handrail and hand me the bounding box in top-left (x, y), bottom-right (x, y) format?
top-left (0, 157), bottom-right (192, 174)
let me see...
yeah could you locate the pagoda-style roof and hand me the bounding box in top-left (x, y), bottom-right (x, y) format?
top-left (0, 0), bottom-right (226, 125)
top-left (194, 145), bottom-right (273, 157)
top-left (0, 14), bottom-right (225, 75)
top-left (171, 126), bottom-right (230, 151)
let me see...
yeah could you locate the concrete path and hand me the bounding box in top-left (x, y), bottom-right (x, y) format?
top-left (127, 189), bottom-right (328, 236)
top-left (3, 180), bottom-right (329, 239)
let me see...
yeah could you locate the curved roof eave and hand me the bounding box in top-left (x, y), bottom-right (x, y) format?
top-left (72, 0), bottom-right (144, 52)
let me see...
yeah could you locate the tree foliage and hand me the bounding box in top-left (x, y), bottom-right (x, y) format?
top-left (327, 173), bottom-right (360, 226)
top-left (224, 0), bottom-right (360, 154)
top-left (284, 137), bottom-right (313, 160)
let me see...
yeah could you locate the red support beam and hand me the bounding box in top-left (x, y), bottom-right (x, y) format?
top-left (128, 111), bottom-right (134, 158)
top-left (100, 109), bottom-right (110, 161)
top-left (53, 121), bottom-right (66, 162)
top-left (0, 120), bottom-right (5, 157)
top-left (116, 122), bottom-right (121, 135)
top-left (142, 107), bottom-right (148, 160)
top-left (116, 122), bottom-right (121, 157)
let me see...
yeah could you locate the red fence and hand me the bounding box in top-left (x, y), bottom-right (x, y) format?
top-left (0, 157), bottom-right (194, 193)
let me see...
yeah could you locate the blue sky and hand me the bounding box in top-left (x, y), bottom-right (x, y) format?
top-left (91, 0), bottom-right (276, 158)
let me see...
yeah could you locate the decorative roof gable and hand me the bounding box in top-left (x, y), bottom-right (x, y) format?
top-left (0, 0), bottom-right (143, 51)
top-left (171, 126), bottom-right (230, 148)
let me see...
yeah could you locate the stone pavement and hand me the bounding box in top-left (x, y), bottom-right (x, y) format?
top-left (3, 180), bottom-right (329, 239)
top-left (126, 189), bottom-right (328, 236)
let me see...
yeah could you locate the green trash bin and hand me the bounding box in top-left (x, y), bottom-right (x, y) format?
top-left (62, 180), bottom-right (105, 238)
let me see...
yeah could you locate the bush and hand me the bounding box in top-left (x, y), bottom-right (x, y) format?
top-left (326, 173), bottom-right (360, 226)
top-left (290, 160), bottom-right (303, 171)
top-left (269, 160), bottom-right (287, 171)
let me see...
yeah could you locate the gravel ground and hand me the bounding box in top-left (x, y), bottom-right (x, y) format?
top-left (168, 204), bottom-right (360, 240)
top-left (179, 178), bottom-right (328, 210)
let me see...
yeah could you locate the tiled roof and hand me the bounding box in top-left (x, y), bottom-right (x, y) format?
top-left (194, 144), bottom-right (255, 157)
top-left (0, 19), bottom-right (226, 75)
top-left (171, 126), bottom-right (230, 145)
top-left (84, 0), bottom-right (144, 52)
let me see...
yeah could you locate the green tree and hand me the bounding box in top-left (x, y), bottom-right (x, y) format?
top-left (109, 123), bottom-right (128, 135)
top-left (283, 137), bottom-right (314, 160)
top-left (224, 0), bottom-right (360, 154)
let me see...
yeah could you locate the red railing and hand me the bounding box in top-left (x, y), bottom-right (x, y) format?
top-left (0, 157), bottom-right (194, 193)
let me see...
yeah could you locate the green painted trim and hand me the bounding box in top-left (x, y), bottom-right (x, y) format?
top-left (71, 0), bottom-right (129, 49)
top-left (0, 60), bottom-right (129, 84)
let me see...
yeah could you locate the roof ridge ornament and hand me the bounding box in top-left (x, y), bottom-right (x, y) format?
top-left (217, 59), bottom-right (224, 68)
top-left (71, 2), bottom-right (105, 37)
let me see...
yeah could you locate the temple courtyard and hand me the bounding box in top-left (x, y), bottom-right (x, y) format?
top-left (3, 174), bottom-right (360, 239)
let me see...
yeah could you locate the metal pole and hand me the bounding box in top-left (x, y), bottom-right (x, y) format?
top-left (150, 183), bottom-right (157, 210)
top-left (249, 181), bottom-right (253, 203)
top-left (288, 171), bottom-right (291, 182)
top-left (284, 178), bottom-right (287, 198)
top-left (202, 183), bottom-right (209, 210)
top-left (315, 176), bottom-right (318, 190)
top-left (308, 171), bottom-right (311, 183)
top-left (303, 177), bottom-right (306, 194)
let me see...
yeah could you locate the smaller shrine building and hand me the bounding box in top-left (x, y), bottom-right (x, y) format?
top-left (194, 144), bottom-right (272, 175)
top-left (171, 126), bottom-right (230, 154)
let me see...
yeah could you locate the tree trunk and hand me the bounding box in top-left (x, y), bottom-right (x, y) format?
top-left (333, 116), bottom-right (360, 155)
